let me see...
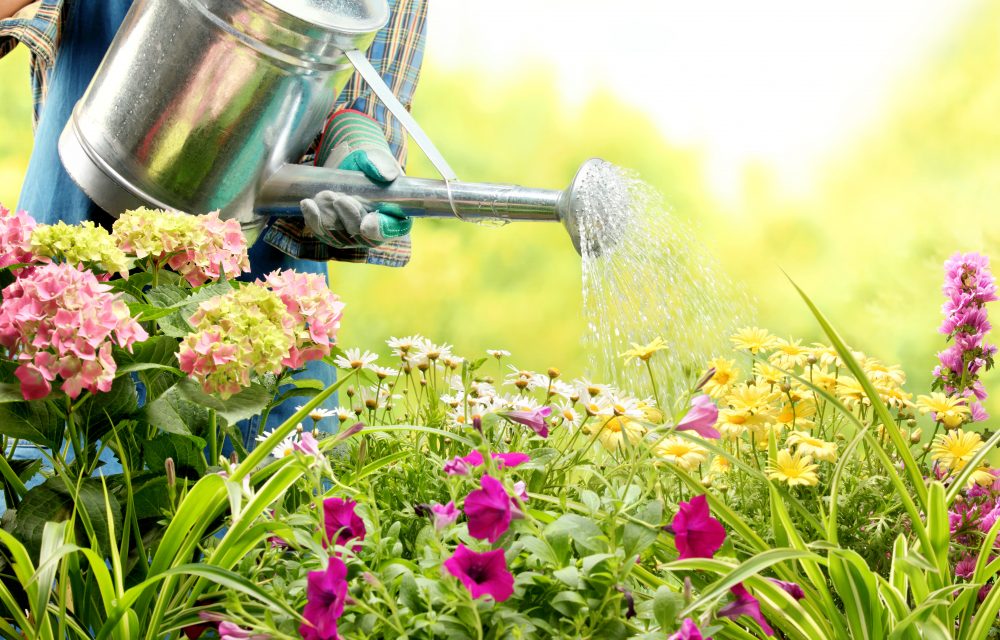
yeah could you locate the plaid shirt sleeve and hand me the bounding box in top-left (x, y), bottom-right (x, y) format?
top-left (262, 0), bottom-right (428, 267)
top-left (0, 0), bottom-right (61, 127)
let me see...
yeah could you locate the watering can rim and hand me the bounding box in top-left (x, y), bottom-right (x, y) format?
top-left (259, 0), bottom-right (390, 35)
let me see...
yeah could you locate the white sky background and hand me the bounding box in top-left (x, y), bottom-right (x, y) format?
top-left (425, 0), bottom-right (982, 200)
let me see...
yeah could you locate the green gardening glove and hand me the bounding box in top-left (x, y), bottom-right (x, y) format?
top-left (300, 110), bottom-right (412, 248)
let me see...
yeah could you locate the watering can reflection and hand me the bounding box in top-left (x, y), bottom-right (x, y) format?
top-left (58, 0), bottom-right (611, 256)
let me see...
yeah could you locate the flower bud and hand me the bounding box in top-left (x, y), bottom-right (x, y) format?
top-left (165, 458), bottom-right (176, 488)
top-left (547, 367), bottom-right (561, 379)
top-left (346, 386), bottom-right (355, 398)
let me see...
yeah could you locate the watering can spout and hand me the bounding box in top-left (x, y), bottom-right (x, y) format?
top-left (255, 158), bottom-right (609, 256)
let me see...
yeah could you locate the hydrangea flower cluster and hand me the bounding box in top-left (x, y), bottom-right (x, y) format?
top-left (0, 204), bottom-right (37, 270)
top-left (30, 220), bottom-right (130, 276)
top-left (0, 262), bottom-right (147, 400)
top-left (112, 208), bottom-right (250, 286)
top-left (261, 269), bottom-right (345, 369)
top-left (933, 252), bottom-right (997, 422)
top-left (178, 284), bottom-right (294, 398)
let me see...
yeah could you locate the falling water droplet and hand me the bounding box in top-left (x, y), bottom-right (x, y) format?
top-left (575, 161), bottom-right (755, 402)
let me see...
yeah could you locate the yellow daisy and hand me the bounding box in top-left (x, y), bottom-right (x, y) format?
top-left (709, 455), bottom-right (732, 476)
top-left (808, 368), bottom-right (839, 394)
top-left (620, 337), bottom-right (668, 364)
top-left (596, 417), bottom-right (647, 453)
top-left (916, 392), bottom-right (971, 429)
top-left (703, 357), bottom-right (740, 399)
top-left (835, 376), bottom-right (869, 409)
top-left (716, 409), bottom-right (751, 440)
top-left (769, 337), bottom-right (812, 371)
top-left (730, 327), bottom-right (779, 355)
top-left (786, 431), bottom-right (837, 462)
top-left (767, 449), bottom-right (820, 487)
top-left (775, 401), bottom-right (817, 431)
top-left (753, 361), bottom-right (787, 386)
top-left (864, 359), bottom-right (906, 387)
top-left (726, 382), bottom-right (780, 421)
top-left (930, 430), bottom-right (984, 472)
top-left (967, 466), bottom-right (996, 488)
top-left (653, 436), bottom-right (708, 472)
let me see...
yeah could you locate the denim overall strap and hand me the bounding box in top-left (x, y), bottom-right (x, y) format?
top-left (16, 0), bottom-right (134, 225)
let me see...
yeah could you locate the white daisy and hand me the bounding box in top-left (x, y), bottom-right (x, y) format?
top-left (370, 365), bottom-right (399, 379)
top-left (554, 400), bottom-right (583, 428)
top-left (486, 349), bottom-right (511, 359)
top-left (441, 354), bottom-right (464, 369)
top-left (439, 393), bottom-right (464, 408)
top-left (333, 348), bottom-right (378, 370)
top-left (414, 341), bottom-right (452, 362)
top-left (257, 429), bottom-right (298, 458)
top-left (295, 406), bottom-right (338, 422)
top-left (335, 407), bottom-right (354, 423)
top-left (387, 335), bottom-right (428, 358)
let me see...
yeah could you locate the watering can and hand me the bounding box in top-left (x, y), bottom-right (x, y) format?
top-left (57, 0), bottom-right (606, 255)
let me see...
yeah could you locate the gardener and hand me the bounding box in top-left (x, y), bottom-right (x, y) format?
top-left (0, 0), bottom-right (426, 447)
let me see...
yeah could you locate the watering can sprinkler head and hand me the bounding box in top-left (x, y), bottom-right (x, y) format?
top-left (255, 157), bottom-right (622, 258)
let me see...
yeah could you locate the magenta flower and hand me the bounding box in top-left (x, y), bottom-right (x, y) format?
top-left (933, 252), bottom-right (997, 422)
top-left (299, 557), bottom-right (348, 640)
top-left (323, 497), bottom-right (366, 550)
top-left (675, 394), bottom-right (720, 439)
top-left (443, 544), bottom-right (515, 602)
top-left (464, 475), bottom-right (512, 543)
top-left (668, 495), bottom-right (726, 560)
top-left (954, 555), bottom-right (977, 580)
top-left (718, 583), bottom-right (774, 636)
top-left (502, 406), bottom-right (553, 437)
top-left (432, 501), bottom-right (459, 531)
top-left (768, 578), bottom-right (805, 600)
top-left (444, 451), bottom-right (531, 475)
top-left (669, 618), bottom-right (706, 640)
top-left (294, 432), bottom-right (321, 457)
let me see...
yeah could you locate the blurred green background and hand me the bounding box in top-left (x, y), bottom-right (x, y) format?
top-left (3, 2), bottom-right (1000, 414)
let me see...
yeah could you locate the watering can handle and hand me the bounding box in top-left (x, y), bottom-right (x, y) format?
top-left (346, 49), bottom-right (459, 183)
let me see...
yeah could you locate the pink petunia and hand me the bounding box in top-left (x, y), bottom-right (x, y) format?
top-left (502, 406), bottom-right (553, 438)
top-left (323, 497), bottom-right (366, 550)
top-left (718, 583), bottom-right (774, 636)
top-left (443, 544), bottom-right (514, 602)
top-left (294, 432), bottom-right (321, 457)
top-left (675, 394), bottom-right (720, 439)
top-left (669, 495), bottom-right (726, 560)
top-left (768, 578), bottom-right (805, 600)
top-left (299, 557), bottom-right (348, 640)
top-left (464, 475), bottom-right (512, 543)
top-left (432, 501), bottom-right (459, 531)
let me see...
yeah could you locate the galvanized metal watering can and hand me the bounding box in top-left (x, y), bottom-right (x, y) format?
top-left (58, 0), bottom-right (601, 254)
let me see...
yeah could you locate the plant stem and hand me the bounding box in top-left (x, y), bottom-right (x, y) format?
top-left (208, 409), bottom-right (219, 466)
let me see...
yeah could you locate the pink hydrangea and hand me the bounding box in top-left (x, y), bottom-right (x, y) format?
top-left (0, 262), bottom-right (147, 400)
top-left (0, 204), bottom-right (37, 270)
top-left (261, 269), bottom-right (345, 368)
top-left (169, 211), bottom-right (250, 286)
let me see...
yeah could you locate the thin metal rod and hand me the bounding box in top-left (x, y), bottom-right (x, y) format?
top-left (255, 164), bottom-right (563, 222)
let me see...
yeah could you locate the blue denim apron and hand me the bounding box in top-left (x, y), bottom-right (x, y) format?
top-left (9, 0), bottom-right (337, 500)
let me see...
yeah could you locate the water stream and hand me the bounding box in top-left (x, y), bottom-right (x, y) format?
top-left (575, 161), bottom-right (754, 406)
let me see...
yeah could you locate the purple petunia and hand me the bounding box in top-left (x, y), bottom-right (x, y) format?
top-left (443, 543), bottom-right (515, 602)
top-left (464, 475), bottom-right (512, 543)
top-left (432, 501), bottom-right (460, 531)
top-left (668, 495), bottom-right (726, 560)
top-left (669, 618), bottom-right (707, 640)
top-left (501, 406), bottom-right (553, 438)
top-left (718, 583), bottom-right (774, 636)
top-left (323, 497), bottom-right (366, 550)
top-left (299, 557), bottom-right (349, 640)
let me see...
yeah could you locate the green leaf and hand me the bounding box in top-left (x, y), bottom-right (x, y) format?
top-left (77, 375), bottom-right (140, 443)
top-left (545, 514), bottom-right (607, 555)
top-left (114, 335), bottom-right (182, 376)
top-left (0, 382), bottom-right (25, 403)
top-left (652, 586), bottom-right (684, 630)
top-left (10, 478), bottom-right (122, 558)
top-left (142, 433), bottom-right (207, 477)
top-left (623, 499), bottom-right (662, 558)
top-left (553, 565), bottom-right (580, 589)
top-left (141, 383), bottom-right (211, 437)
top-left (551, 590), bottom-right (587, 617)
top-left (0, 398), bottom-right (63, 448)
top-left (175, 379), bottom-right (271, 426)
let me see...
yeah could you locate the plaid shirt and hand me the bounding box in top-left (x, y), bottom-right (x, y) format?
top-left (0, 0), bottom-right (427, 267)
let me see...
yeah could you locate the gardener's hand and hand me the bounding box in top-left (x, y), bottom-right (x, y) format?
top-left (300, 110), bottom-right (412, 248)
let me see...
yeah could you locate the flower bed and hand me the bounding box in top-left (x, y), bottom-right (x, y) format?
top-left (0, 205), bottom-right (998, 638)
